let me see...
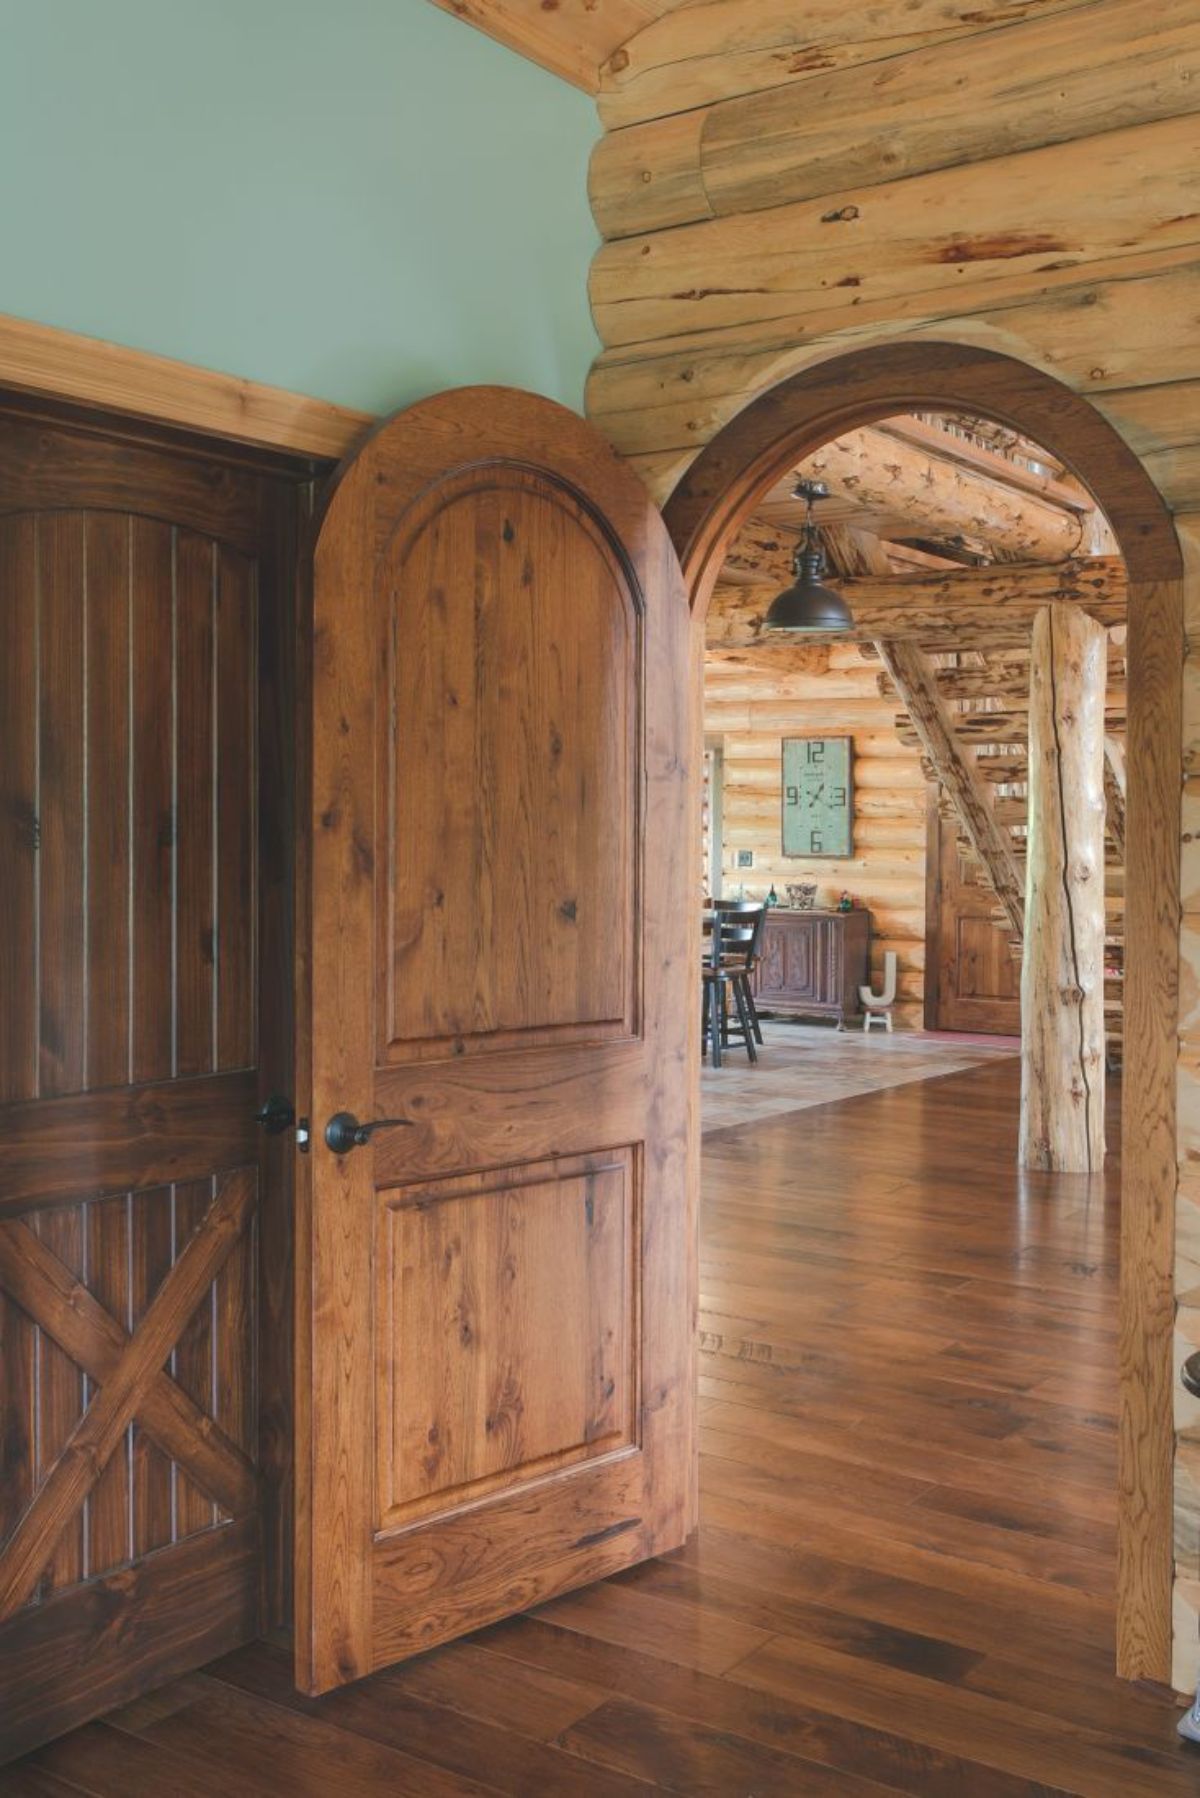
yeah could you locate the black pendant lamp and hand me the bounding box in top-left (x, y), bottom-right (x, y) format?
top-left (764, 478), bottom-right (852, 633)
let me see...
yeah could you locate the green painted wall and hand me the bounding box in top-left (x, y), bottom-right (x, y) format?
top-left (0, 0), bottom-right (600, 414)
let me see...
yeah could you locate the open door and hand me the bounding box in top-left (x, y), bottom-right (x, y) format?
top-left (295, 387), bottom-right (697, 1695)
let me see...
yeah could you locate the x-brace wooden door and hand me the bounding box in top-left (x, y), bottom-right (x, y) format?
top-left (0, 400), bottom-right (298, 1760)
top-left (296, 387), bottom-right (698, 1694)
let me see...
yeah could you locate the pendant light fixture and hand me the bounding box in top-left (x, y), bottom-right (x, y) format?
top-left (764, 478), bottom-right (852, 633)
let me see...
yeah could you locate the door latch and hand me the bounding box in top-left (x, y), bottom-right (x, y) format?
top-left (324, 1110), bottom-right (415, 1154)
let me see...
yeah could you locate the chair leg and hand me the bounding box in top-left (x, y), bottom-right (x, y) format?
top-left (708, 983), bottom-right (722, 1068)
top-left (739, 974), bottom-right (764, 1045)
top-left (732, 977), bottom-right (757, 1064)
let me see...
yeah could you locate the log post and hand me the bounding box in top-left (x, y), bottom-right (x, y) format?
top-left (1020, 605), bottom-right (1108, 1173)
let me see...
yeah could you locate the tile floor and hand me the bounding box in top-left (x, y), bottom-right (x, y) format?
top-left (701, 1018), bottom-right (1020, 1134)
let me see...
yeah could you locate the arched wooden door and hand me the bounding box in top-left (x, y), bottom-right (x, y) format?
top-left (295, 388), bottom-right (697, 1695)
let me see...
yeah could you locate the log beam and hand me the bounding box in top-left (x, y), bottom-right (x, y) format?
top-left (706, 557), bottom-right (1127, 649)
top-left (875, 639), bottom-right (1024, 935)
top-left (759, 428), bottom-right (1087, 561)
top-left (1020, 606), bottom-right (1108, 1174)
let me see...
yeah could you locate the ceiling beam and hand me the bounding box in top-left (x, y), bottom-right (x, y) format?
top-left (754, 426), bottom-right (1091, 562)
top-left (706, 557), bottom-right (1127, 649)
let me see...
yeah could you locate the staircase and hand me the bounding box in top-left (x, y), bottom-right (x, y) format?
top-left (883, 641), bottom-right (1127, 1064)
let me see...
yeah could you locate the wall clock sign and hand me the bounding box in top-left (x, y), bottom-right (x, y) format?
top-left (782, 736), bottom-right (853, 858)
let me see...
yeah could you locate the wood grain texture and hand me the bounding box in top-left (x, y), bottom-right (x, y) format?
top-left (382, 468), bottom-right (636, 1059)
top-left (592, 0), bottom-right (1200, 236)
top-left (586, 255), bottom-right (1200, 494)
top-left (0, 1212), bottom-right (257, 1519)
top-left (592, 116), bottom-right (1200, 352)
top-left (0, 309), bottom-right (367, 460)
top-left (299, 387), bottom-right (695, 1695)
top-left (0, 1073), bottom-right (259, 1218)
top-left (708, 558), bottom-right (1127, 649)
top-left (1020, 606), bottom-right (1108, 1172)
top-left (1119, 577), bottom-right (1184, 1683)
top-left (0, 1170), bottom-right (255, 1621)
top-left (15, 1057), bottom-right (1200, 1790)
top-left (426, 0), bottom-right (674, 90)
top-left (0, 1519), bottom-right (260, 1765)
top-left (0, 397), bottom-right (300, 1754)
top-left (596, 0), bottom-right (1091, 128)
top-left (378, 1154), bottom-right (634, 1525)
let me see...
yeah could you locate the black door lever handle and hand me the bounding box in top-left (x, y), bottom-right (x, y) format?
top-left (324, 1110), bottom-right (415, 1154)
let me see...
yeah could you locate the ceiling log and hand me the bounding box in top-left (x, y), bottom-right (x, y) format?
top-left (706, 556), bottom-right (1127, 648)
top-left (785, 429), bottom-right (1089, 561)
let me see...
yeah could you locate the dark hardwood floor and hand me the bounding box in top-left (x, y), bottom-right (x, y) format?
top-left (6, 1060), bottom-right (1199, 1796)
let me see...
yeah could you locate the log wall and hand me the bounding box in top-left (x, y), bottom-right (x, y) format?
top-left (706, 644), bottom-right (928, 1027)
top-left (586, 0), bottom-right (1200, 1688)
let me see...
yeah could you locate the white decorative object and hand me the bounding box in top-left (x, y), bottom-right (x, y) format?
top-left (859, 952), bottom-right (898, 1033)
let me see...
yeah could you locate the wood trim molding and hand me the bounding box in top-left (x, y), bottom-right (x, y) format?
top-left (664, 338), bottom-right (1183, 1687)
top-left (0, 312), bottom-right (371, 463)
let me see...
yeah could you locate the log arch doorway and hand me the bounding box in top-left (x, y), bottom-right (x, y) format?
top-left (662, 340), bottom-right (1183, 1687)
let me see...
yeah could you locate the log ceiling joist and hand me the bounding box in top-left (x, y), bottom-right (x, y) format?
top-left (706, 557), bottom-right (1128, 650)
top-left (753, 425), bottom-right (1107, 563)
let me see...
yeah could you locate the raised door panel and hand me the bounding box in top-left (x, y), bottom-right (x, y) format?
top-left (382, 472), bottom-right (637, 1060)
top-left (377, 1150), bottom-right (635, 1526)
top-left (300, 388), bottom-right (695, 1696)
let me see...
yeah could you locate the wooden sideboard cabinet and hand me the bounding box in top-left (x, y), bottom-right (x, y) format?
top-left (754, 908), bottom-right (871, 1027)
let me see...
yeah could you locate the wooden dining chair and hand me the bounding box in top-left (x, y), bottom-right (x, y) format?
top-left (701, 904), bottom-right (766, 1066)
top-left (709, 899), bottom-right (767, 1047)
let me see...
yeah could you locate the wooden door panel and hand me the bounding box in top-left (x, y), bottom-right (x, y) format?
top-left (0, 511), bottom-right (260, 1103)
top-left (384, 473), bottom-right (637, 1059)
top-left (299, 387), bottom-right (695, 1695)
top-left (0, 401), bottom-right (299, 1761)
top-left (955, 915), bottom-right (1020, 1001)
top-left (927, 792), bottom-right (1021, 1034)
top-left (0, 1172), bottom-right (262, 1757)
top-left (377, 1149), bottom-right (635, 1525)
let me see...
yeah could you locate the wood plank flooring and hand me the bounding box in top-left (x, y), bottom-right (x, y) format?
top-left (7, 1059), bottom-right (1200, 1795)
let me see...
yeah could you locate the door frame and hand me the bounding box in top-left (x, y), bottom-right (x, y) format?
top-left (662, 338), bottom-right (1183, 1686)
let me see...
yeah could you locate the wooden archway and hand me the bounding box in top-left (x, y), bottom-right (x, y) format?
top-left (664, 340), bottom-right (1184, 1686)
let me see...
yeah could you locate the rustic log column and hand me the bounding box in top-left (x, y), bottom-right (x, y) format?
top-left (1020, 605), bottom-right (1108, 1173)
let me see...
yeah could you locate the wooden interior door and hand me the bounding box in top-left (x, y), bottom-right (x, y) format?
top-left (926, 788), bottom-right (1022, 1034)
top-left (0, 397), bottom-right (301, 1761)
top-left (296, 387), bottom-right (696, 1695)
